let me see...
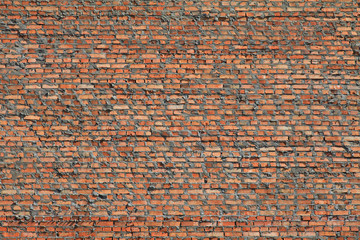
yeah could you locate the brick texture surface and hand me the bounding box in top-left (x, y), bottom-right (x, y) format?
top-left (1, 0), bottom-right (360, 239)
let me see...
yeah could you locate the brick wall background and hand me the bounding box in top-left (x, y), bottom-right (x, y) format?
top-left (1, 0), bottom-right (360, 239)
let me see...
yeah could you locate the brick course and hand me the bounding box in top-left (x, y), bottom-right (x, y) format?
top-left (1, 0), bottom-right (360, 239)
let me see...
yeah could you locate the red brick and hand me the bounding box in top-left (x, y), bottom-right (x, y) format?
top-left (1, 0), bottom-right (359, 238)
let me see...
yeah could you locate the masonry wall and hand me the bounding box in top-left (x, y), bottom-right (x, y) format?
top-left (1, 0), bottom-right (360, 239)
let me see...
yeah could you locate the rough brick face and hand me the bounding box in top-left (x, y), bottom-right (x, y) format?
top-left (1, 0), bottom-right (360, 239)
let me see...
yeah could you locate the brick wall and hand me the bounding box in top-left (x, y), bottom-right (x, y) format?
top-left (1, 0), bottom-right (360, 239)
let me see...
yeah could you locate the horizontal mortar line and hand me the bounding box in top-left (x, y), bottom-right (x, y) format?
top-left (2, 214), bottom-right (357, 218)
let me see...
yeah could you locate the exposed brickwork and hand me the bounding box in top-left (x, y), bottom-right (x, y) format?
top-left (1, 0), bottom-right (360, 239)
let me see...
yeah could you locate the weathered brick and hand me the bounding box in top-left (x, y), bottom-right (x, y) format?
top-left (1, 0), bottom-right (360, 239)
